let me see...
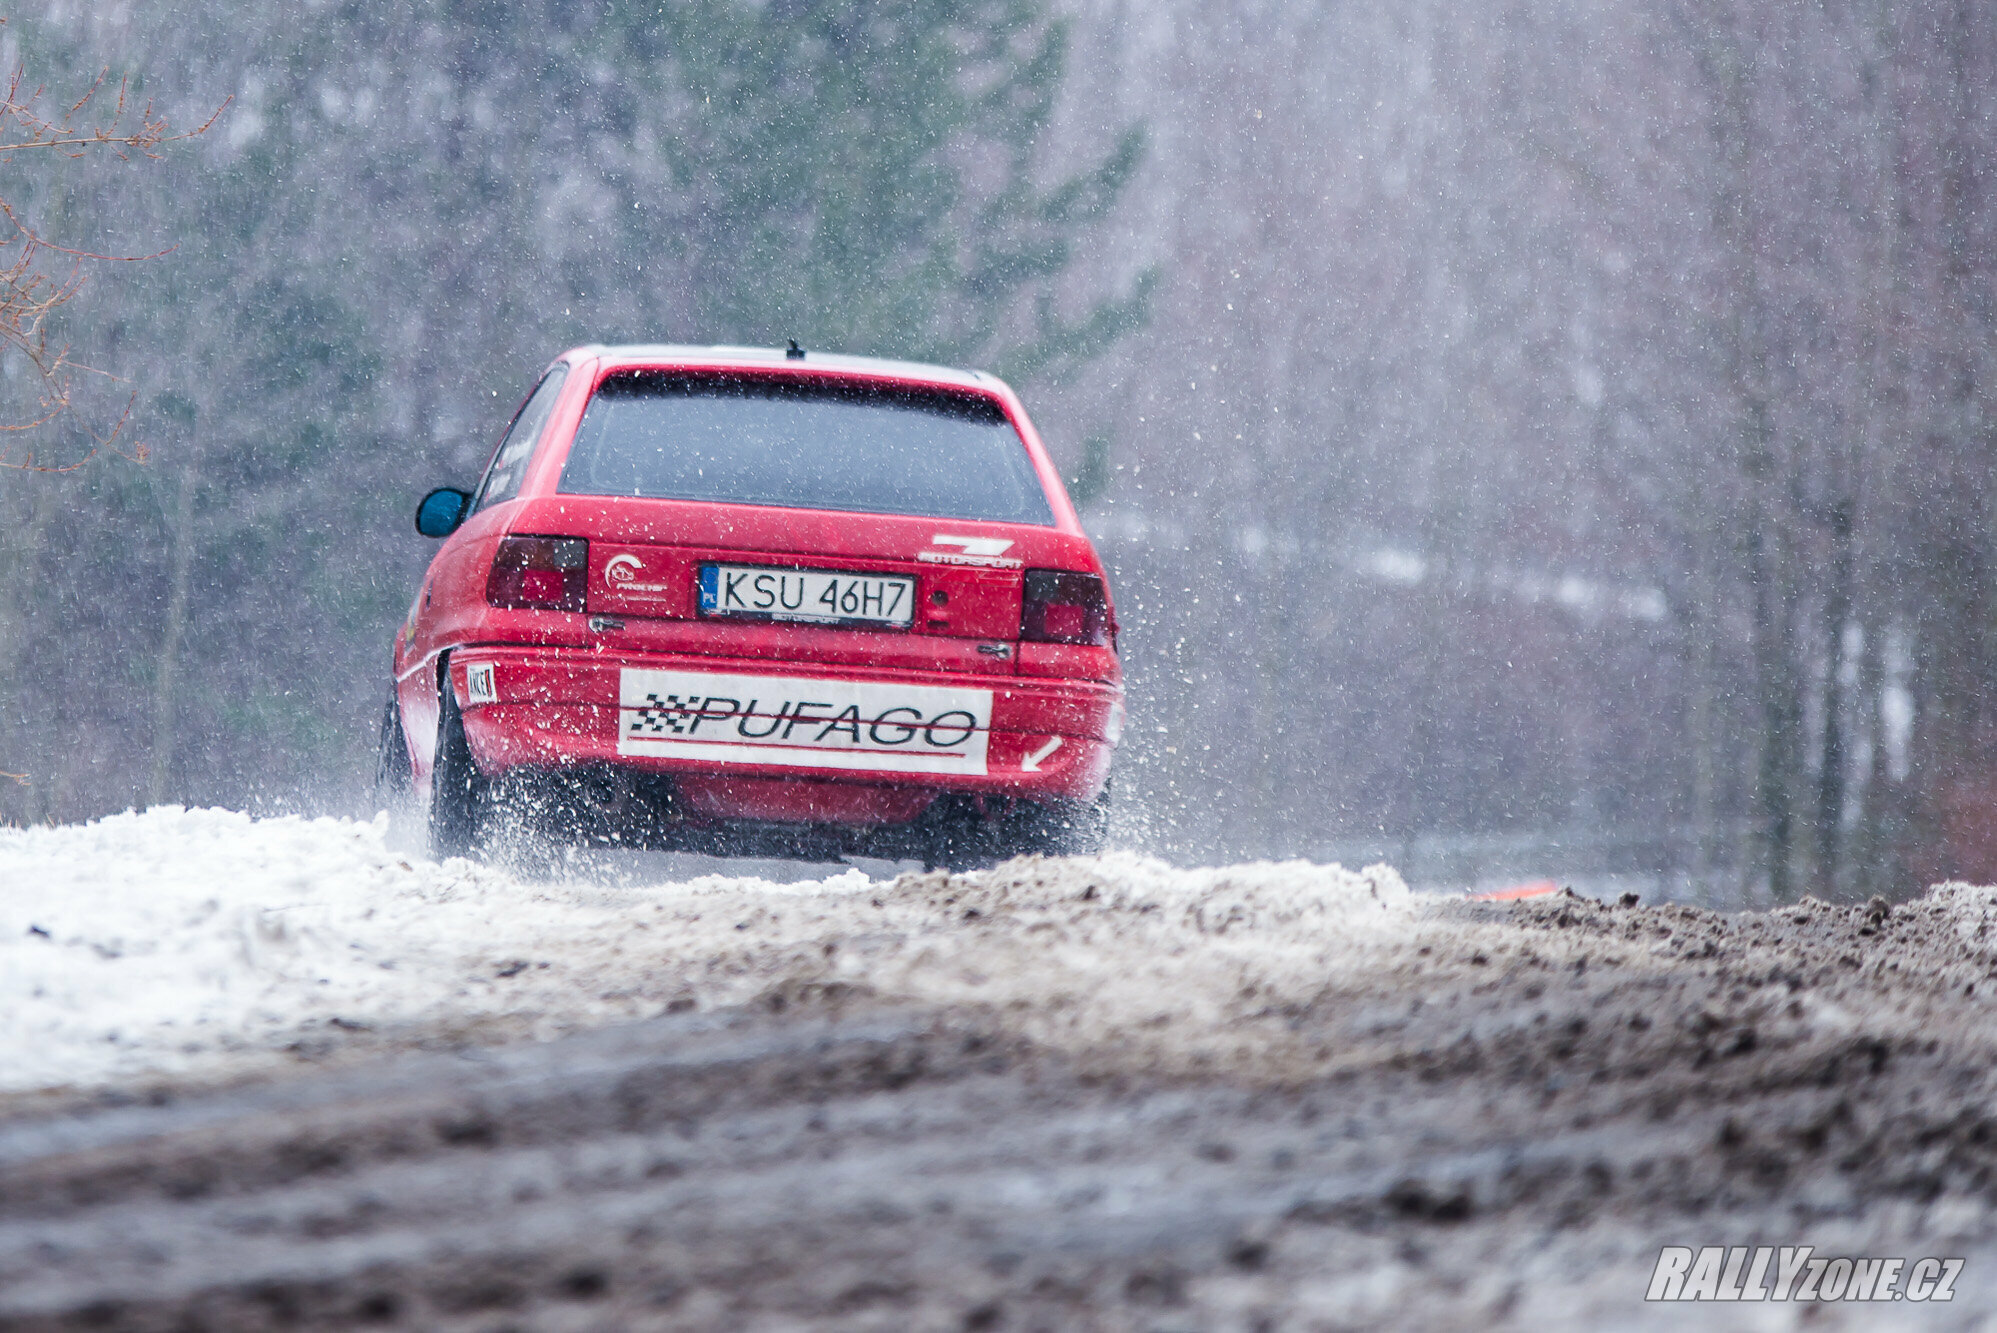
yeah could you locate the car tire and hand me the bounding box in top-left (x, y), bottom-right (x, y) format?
top-left (374, 686), bottom-right (424, 847)
top-left (429, 675), bottom-right (487, 860)
top-left (481, 769), bottom-right (570, 880)
top-left (922, 783), bottom-right (1111, 871)
top-left (374, 688), bottom-right (412, 801)
top-left (1003, 788), bottom-right (1111, 860)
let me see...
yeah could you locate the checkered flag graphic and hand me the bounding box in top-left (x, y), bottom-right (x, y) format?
top-left (630, 692), bottom-right (694, 735)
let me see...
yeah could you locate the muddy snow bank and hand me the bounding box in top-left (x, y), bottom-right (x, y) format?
top-left (0, 807), bottom-right (1412, 1095)
top-left (850, 853), bottom-right (1414, 1072)
top-left (0, 807), bottom-right (876, 1093)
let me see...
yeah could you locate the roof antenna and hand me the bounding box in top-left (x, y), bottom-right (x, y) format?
top-left (785, 338), bottom-right (806, 360)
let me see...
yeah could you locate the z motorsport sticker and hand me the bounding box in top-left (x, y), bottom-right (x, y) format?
top-left (618, 668), bottom-right (991, 775)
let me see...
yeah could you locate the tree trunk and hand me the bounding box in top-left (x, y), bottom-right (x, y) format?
top-left (149, 458), bottom-right (200, 807)
top-left (1814, 502), bottom-right (1855, 895)
top-left (1748, 495), bottom-right (1797, 901)
top-left (0, 478), bottom-right (55, 823)
top-left (1851, 615), bottom-right (1888, 893)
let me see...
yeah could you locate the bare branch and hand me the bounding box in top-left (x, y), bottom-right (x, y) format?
top-left (0, 56), bottom-right (224, 465)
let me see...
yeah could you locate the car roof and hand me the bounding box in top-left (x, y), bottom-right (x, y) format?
top-left (560, 344), bottom-right (1000, 395)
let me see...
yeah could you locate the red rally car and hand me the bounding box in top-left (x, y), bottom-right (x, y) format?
top-left (377, 344), bottom-right (1124, 868)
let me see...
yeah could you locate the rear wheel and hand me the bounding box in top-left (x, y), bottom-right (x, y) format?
top-left (479, 769), bottom-right (583, 880)
top-left (919, 795), bottom-right (1000, 872)
top-left (1002, 787), bottom-right (1111, 859)
top-left (373, 688), bottom-right (411, 802)
top-left (485, 765), bottom-right (680, 873)
top-left (921, 783), bottom-right (1111, 871)
top-left (429, 679), bottom-right (487, 860)
top-left (373, 686), bottom-right (423, 847)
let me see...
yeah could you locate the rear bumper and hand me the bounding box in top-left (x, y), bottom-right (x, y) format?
top-left (443, 646), bottom-right (1118, 808)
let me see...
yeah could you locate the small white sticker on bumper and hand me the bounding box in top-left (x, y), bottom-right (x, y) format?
top-left (465, 662), bottom-right (497, 704)
top-left (618, 668), bottom-right (992, 776)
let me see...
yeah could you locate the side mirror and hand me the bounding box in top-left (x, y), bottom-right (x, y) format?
top-left (415, 487), bottom-right (472, 538)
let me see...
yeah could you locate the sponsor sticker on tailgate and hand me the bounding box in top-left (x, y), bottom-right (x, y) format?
top-left (618, 668), bottom-right (991, 775)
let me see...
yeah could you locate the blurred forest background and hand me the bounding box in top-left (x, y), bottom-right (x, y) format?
top-left (1, 0), bottom-right (1994, 901)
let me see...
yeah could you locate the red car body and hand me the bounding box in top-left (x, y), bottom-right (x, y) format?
top-left (386, 345), bottom-right (1123, 865)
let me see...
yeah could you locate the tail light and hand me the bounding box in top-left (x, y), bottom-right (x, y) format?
top-left (487, 536), bottom-right (588, 612)
top-left (1021, 569), bottom-right (1114, 647)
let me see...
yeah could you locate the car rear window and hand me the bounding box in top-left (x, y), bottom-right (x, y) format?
top-left (556, 372), bottom-right (1056, 525)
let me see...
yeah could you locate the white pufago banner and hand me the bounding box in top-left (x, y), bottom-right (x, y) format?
top-left (618, 668), bottom-right (992, 775)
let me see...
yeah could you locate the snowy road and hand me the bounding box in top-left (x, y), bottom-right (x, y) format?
top-left (0, 807), bottom-right (1409, 1096)
top-left (8, 811), bottom-right (1997, 1328)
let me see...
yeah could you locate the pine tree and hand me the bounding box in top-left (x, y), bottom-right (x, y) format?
top-left (605, 0), bottom-right (1151, 377)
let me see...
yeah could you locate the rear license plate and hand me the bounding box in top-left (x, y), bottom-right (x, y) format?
top-left (618, 668), bottom-right (991, 775)
top-left (698, 564), bottom-right (914, 628)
